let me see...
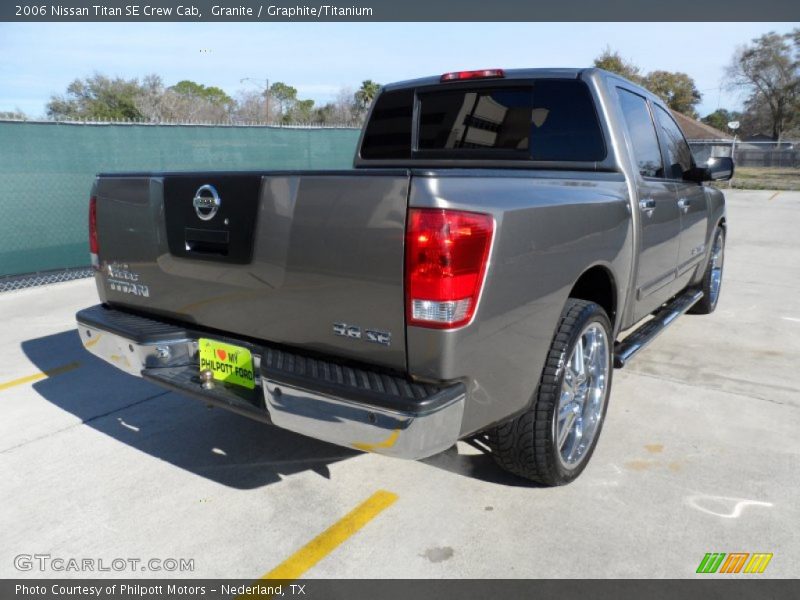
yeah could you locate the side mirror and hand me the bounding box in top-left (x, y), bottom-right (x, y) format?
top-left (684, 156), bottom-right (734, 183)
top-left (705, 156), bottom-right (734, 181)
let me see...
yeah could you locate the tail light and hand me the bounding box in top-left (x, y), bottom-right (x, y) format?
top-left (89, 196), bottom-right (99, 269)
top-left (406, 208), bottom-right (494, 329)
top-left (440, 69), bottom-right (505, 82)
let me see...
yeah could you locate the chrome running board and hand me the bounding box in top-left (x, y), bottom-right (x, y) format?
top-left (614, 289), bottom-right (704, 368)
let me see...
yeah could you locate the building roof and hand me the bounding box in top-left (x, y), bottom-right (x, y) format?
top-left (671, 110), bottom-right (732, 141)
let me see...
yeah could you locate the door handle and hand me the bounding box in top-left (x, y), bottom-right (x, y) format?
top-left (638, 198), bottom-right (656, 217)
top-left (677, 198), bottom-right (691, 213)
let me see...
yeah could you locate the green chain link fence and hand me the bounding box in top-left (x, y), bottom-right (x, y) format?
top-left (0, 121), bottom-right (361, 280)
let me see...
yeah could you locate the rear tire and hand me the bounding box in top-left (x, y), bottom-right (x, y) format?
top-left (488, 299), bottom-right (613, 486)
top-left (689, 226), bottom-right (725, 315)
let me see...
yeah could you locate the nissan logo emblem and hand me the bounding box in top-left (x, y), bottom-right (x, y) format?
top-left (193, 184), bottom-right (221, 221)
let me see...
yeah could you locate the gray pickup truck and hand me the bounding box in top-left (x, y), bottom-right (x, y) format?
top-left (76, 68), bottom-right (732, 485)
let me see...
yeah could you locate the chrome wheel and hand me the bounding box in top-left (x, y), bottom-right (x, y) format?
top-left (556, 322), bottom-right (610, 469)
top-left (709, 229), bottom-right (725, 306)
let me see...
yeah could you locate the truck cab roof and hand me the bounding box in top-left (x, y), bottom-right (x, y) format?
top-left (383, 67), bottom-right (666, 108)
top-left (383, 68), bottom-right (589, 92)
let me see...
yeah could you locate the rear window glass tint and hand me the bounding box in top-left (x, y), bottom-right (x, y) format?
top-left (360, 89), bottom-right (414, 159)
top-left (417, 80), bottom-right (605, 161)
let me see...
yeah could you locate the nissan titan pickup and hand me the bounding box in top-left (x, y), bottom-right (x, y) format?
top-left (77, 68), bottom-right (732, 485)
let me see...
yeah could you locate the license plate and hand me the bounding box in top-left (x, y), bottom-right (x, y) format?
top-left (198, 338), bottom-right (255, 390)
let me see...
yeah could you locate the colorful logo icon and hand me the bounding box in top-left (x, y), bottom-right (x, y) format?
top-left (696, 552), bottom-right (773, 574)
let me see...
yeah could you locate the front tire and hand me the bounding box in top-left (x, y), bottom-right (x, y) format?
top-left (689, 225), bottom-right (725, 315)
top-left (488, 299), bottom-right (613, 486)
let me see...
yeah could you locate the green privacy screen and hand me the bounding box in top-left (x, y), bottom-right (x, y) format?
top-left (0, 121), bottom-right (361, 277)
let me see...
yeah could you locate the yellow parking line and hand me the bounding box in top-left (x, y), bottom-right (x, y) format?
top-left (0, 362), bottom-right (81, 391)
top-left (768, 191), bottom-right (781, 201)
top-left (260, 489), bottom-right (398, 581)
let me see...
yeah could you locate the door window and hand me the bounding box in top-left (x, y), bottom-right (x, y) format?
top-left (654, 105), bottom-right (694, 180)
top-left (617, 88), bottom-right (663, 178)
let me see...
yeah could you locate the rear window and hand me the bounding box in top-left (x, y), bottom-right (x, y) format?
top-left (360, 80), bottom-right (606, 162)
top-left (360, 88), bottom-right (414, 159)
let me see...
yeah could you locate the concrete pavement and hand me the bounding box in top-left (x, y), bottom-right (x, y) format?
top-left (1, 189), bottom-right (798, 579)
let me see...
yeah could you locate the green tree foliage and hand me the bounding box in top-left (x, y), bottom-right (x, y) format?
top-left (726, 29), bottom-right (800, 140)
top-left (288, 99), bottom-right (316, 124)
top-left (170, 80), bottom-right (233, 107)
top-left (269, 82), bottom-right (298, 116)
top-left (643, 71), bottom-right (702, 117)
top-left (355, 80), bottom-right (381, 111)
top-left (47, 73), bottom-right (146, 120)
top-left (266, 82), bottom-right (317, 123)
top-left (45, 73), bottom-right (378, 125)
top-left (593, 48), bottom-right (642, 83)
top-left (593, 49), bottom-right (702, 116)
top-left (701, 109), bottom-right (742, 134)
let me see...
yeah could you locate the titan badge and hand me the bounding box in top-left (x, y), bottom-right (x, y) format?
top-left (333, 323), bottom-right (392, 346)
top-left (104, 262), bottom-right (150, 297)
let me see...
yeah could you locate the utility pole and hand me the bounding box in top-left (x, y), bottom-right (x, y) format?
top-left (727, 120), bottom-right (740, 189)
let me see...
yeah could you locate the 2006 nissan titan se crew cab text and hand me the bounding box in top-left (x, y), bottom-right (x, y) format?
top-left (77, 68), bottom-right (732, 485)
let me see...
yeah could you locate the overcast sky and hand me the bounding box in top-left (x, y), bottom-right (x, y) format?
top-left (1, 22), bottom-right (797, 118)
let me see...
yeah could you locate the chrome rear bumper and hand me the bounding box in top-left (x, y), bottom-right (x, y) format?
top-left (78, 324), bottom-right (195, 377)
top-left (262, 379), bottom-right (463, 459)
top-left (77, 305), bottom-right (464, 460)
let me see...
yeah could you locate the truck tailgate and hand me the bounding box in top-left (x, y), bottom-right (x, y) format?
top-left (93, 170), bottom-right (410, 371)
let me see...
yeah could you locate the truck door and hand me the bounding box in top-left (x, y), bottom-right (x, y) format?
top-left (652, 105), bottom-right (710, 294)
top-left (617, 87), bottom-right (681, 322)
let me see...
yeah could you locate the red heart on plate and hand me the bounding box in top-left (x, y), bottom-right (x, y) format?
top-left (216, 348), bottom-right (227, 361)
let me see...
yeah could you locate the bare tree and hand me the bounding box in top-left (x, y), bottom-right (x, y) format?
top-left (335, 87), bottom-right (358, 121)
top-left (0, 108), bottom-right (27, 120)
top-left (234, 90), bottom-right (259, 121)
top-left (314, 87), bottom-right (359, 124)
top-left (726, 31), bottom-right (799, 141)
top-left (134, 75), bottom-right (167, 121)
top-left (46, 71), bottom-right (379, 126)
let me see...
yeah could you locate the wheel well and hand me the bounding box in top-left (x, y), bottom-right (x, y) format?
top-left (569, 266), bottom-right (617, 325)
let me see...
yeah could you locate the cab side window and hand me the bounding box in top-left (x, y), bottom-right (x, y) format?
top-left (617, 88), bottom-right (663, 179)
top-left (654, 105), bottom-right (694, 180)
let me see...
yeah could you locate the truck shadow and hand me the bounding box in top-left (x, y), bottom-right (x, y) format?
top-left (421, 439), bottom-right (546, 488)
top-left (21, 329), bottom-right (359, 490)
top-left (22, 329), bottom-right (537, 490)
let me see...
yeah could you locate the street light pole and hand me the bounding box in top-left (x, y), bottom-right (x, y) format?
top-left (727, 120), bottom-right (740, 189)
top-left (264, 78), bottom-right (270, 123)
